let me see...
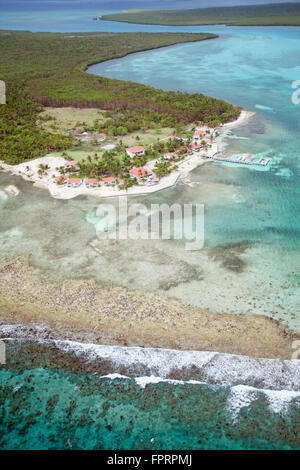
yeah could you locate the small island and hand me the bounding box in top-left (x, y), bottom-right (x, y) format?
top-left (101, 3), bottom-right (300, 26)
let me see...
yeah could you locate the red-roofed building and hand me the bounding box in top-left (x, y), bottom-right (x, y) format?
top-left (193, 130), bottom-right (205, 140)
top-left (129, 167), bottom-right (151, 181)
top-left (97, 133), bottom-right (106, 143)
top-left (102, 176), bottom-right (117, 185)
top-left (55, 175), bottom-right (68, 184)
top-left (169, 136), bottom-right (182, 141)
top-left (85, 178), bottom-right (99, 188)
top-left (126, 146), bottom-right (145, 158)
top-left (164, 152), bottom-right (178, 160)
top-left (65, 160), bottom-right (79, 170)
top-left (67, 178), bottom-right (82, 187)
top-left (190, 143), bottom-right (203, 151)
top-left (177, 147), bottom-right (192, 154)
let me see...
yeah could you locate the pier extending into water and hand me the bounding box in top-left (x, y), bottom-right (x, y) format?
top-left (205, 153), bottom-right (270, 166)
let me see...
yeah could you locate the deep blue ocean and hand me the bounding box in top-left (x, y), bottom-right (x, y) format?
top-left (0, 0), bottom-right (300, 450)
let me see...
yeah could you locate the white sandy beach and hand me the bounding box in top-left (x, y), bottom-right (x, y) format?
top-left (0, 143), bottom-right (219, 200)
top-left (221, 110), bottom-right (255, 129)
top-left (0, 110), bottom-right (252, 200)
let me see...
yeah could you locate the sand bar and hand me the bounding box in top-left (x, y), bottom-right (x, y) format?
top-left (0, 255), bottom-right (298, 358)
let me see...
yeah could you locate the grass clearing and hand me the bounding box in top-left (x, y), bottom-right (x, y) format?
top-left (39, 107), bottom-right (187, 163)
top-left (40, 107), bottom-right (105, 133)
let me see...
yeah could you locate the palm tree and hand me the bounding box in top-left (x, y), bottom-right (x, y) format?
top-left (38, 163), bottom-right (50, 176)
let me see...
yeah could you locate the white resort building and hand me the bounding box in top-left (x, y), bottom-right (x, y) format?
top-left (129, 167), bottom-right (152, 182)
top-left (193, 129), bottom-right (206, 140)
top-left (164, 152), bottom-right (178, 160)
top-left (126, 146), bottom-right (145, 159)
top-left (67, 178), bottom-right (82, 188)
top-left (65, 160), bottom-right (80, 171)
top-left (85, 178), bottom-right (99, 188)
top-left (102, 176), bottom-right (117, 185)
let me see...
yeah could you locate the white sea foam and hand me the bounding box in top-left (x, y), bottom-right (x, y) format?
top-left (226, 135), bottom-right (250, 140)
top-left (100, 373), bottom-right (300, 422)
top-left (1, 323), bottom-right (300, 393)
top-left (134, 376), bottom-right (205, 389)
top-left (226, 384), bottom-right (300, 423)
top-left (226, 385), bottom-right (258, 423)
top-left (100, 373), bottom-right (129, 381)
top-left (99, 372), bottom-right (207, 388)
top-left (53, 339), bottom-right (300, 392)
top-left (255, 104), bottom-right (275, 113)
top-left (2, 323), bottom-right (300, 419)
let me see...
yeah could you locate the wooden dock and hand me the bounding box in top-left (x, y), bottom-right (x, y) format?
top-left (204, 153), bottom-right (270, 166)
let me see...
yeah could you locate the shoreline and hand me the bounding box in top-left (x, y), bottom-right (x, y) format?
top-left (0, 152), bottom-right (211, 200)
top-left (0, 255), bottom-right (298, 359)
top-left (221, 110), bottom-right (254, 129)
top-left (84, 33), bottom-right (218, 72)
top-left (0, 110), bottom-right (253, 201)
top-left (101, 19), bottom-right (300, 28)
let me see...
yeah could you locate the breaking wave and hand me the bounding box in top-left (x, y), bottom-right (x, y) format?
top-left (1, 323), bottom-right (300, 391)
top-left (1, 323), bottom-right (300, 425)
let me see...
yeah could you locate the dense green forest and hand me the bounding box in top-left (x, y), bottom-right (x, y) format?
top-left (0, 30), bottom-right (241, 164)
top-left (0, 31), bottom-right (240, 125)
top-left (102, 3), bottom-right (300, 26)
top-left (0, 85), bottom-right (72, 164)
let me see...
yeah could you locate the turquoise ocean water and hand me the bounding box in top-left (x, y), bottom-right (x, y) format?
top-left (0, 3), bottom-right (300, 450)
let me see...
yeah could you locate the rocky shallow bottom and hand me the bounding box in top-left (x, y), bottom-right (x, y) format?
top-left (0, 255), bottom-right (298, 358)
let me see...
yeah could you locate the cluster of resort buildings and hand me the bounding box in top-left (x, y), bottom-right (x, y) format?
top-left (54, 128), bottom-right (215, 189)
top-left (57, 152), bottom-right (153, 188)
top-left (57, 133), bottom-right (211, 188)
top-left (56, 166), bottom-right (154, 188)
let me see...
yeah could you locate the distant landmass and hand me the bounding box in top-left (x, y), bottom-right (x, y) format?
top-left (101, 2), bottom-right (300, 26)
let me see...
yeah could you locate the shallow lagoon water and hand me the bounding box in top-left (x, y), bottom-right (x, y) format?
top-left (0, 7), bottom-right (300, 449)
top-left (88, 26), bottom-right (300, 327)
top-left (1, 27), bottom-right (300, 330)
